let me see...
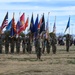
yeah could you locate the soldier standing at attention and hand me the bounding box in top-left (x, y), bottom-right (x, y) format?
top-left (42, 33), bottom-right (46, 54)
top-left (46, 37), bottom-right (51, 54)
top-left (16, 37), bottom-right (21, 54)
top-left (66, 34), bottom-right (70, 52)
top-left (5, 36), bottom-right (9, 54)
top-left (27, 35), bottom-right (32, 54)
top-left (10, 37), bottom-right (15, 54)
top-left (22, 37), bottom-right (26, 53)
top-left (35, 35), bottom-right (42, 60)
top-left (0, 35), bottom-right (2, 54)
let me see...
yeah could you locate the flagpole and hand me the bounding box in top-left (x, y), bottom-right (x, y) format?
top-left (53, 16), bottom-right (56, 34)
top-left (55, 16), bottom-right (56, 34)
top-left (12, 12), bottom-right (15, 37)
top-left (24, 14), bottom-right (26, 36)
top-left (69, 24), bottom-right (70, 35)
top-left (69, 15), bottom-right (70, 35)
top-left (17, 12), bottom-right (21, 38)
top-left (48, 12), bottom-right (50, 33)
top-left (48, 12), bottom-right (50, 26)
top-left (47, 12), bottom-right (50, 38)
top-left (24, 12), bottom-right (26, 36)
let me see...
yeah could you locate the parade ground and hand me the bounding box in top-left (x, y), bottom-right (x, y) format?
top-left (0, 45), bottom-right (75, 75)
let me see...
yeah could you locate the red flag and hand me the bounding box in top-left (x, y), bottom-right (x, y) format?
top-left (20, 13), bottom-right (25, 26)
top-left (38, 17), bottom-right (42, 29)
top-left (12, 13), bottom-right (16, 32)
top-left (10, 13), bottom-right (16, 37)
top-left (24, 17), bottom-right (29, 30)
top-left (18, 13), bottom-right (25, 34)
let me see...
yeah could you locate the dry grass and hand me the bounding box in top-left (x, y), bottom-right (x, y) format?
top-left (0, 45), bottom-right (75, 75)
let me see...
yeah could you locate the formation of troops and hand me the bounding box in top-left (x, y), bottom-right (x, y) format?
top-left (0, 32), bottom-right (74, 60)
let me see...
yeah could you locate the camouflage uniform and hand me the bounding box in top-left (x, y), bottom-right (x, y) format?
top-left (26, 36), bottom-right (32, 54)
top-left (0, 37), bottom-right (2, 54)
top-left (42, 34), bottom-right (46, 54)
top-left (10, 37), bottom-right (15, 53)
top-left (16, 37), bottom-right (20, 53)
top-left (51, 33), bottom-right (57, 54)
top-left (22, 37), bottom-right (26, 53)
top-left (5, 37), bottom-right (9, 54)
top-left (66, 34), bottom-right (70, 52)
top-left (35, 36), bottom-right (41, 59)
top-left (46, 38), bottom-right (51, 54)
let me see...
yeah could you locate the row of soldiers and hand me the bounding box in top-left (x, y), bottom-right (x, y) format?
top-left (0, 35), bottom-right (32, 54)
top-left (0, 32), bottom-right (71, 59)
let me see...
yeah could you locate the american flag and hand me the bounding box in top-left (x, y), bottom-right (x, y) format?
top-left (1, 12), bottom-right (8, 30)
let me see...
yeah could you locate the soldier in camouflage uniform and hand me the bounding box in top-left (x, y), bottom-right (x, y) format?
top-left (10, 37), bottom-right (15, 54)
top-left (16, 37), bottom-right (21, 53)
top-left (50, 33), bottom-right (57, 54)
top-left (5, 36), bottom-right (9, 54)
top-left (0, 35), bottom-right (2, 54)
top-left (46, 37), bottom-right (51, 54)
top-left (22, 37), bottom-right (26, 53)
top-left (26, 35), bottom-right (32, 54)
top-left (42, 33), bottom-right (46, 54)
top-left (66, 34), bottom-right (70, 52)
top-left (35, 35), bottom-right (41, 59)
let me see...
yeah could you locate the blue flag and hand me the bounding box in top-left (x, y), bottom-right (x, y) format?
top-left (6, 20), bottom-right (12, 31)
top-left (16, 20), bottom-right (21, 33)
top-left (10, 27), bottom-right (16, 37)
top-left (10, 13), bottom-right (16, 37)
top-left (34, 14), bottom-right (38, 32)
top-left (30, 13), bottom-right (35, 33)
top-left (65, 16), bottom-right (70, 32)
top-left (34, 15), bottom-right (39, 37)
top-left (40, 14), bottom-right (45, 33)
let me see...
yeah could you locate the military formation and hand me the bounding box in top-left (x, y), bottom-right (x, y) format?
top-left (0, 32), bottom-right (74, 60)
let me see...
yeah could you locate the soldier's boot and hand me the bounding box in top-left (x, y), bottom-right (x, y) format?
top-left (46, 45), bottom-right (50, 54)
top-left (17, 48), bottom-right (20, 54)
top-left (47, 48), bottom-right (50, 54)
top-left (29, 46), bottom-right (32, 54)
top-left (35, 48), bottom-right (37, 54)
top-left (16, 49), bottom-right (17, 53)
top-left (0, 50), bottom-right (2, 54)
top-left (42, 47), bottom-right (45, 54)
top-left (28, 47), bottom-right (31, 54)
top-left (23, 48), bottom-right (25, 53)
top-left (11, 49), bottom-right (14, 54)
top-left (66, 46), bottom-right (69, 52)
top-left (16, 49), bottom-right (18, 54)
top-left (18, 48), bottom-right (20, 53)
top-left (5, 48), bottom-right (9, 54)
top-left (26, 46), bottom-right (28, 53)
top-left (28, 46), bottom-right (32, 54)
top-left (52, 45), bottom-right (56, 54)
top-left (38, 54), bottom-right (41, 59)
top-left (37, 48), bottom-right (41, 60)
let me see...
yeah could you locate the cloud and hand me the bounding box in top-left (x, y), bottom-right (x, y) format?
top-left (0, 0), bottom-right (75, 2)
top-left (3, 1), bottom-right (74, 8)
top-left (0, 3), bottom-right (75, 16)
top-left (0, 0), bottom-right (75, 34)
top-left (0, 0), bottom-right (35, 2)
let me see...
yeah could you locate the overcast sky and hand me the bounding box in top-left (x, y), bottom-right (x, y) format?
top-left (0, 0), bottom-right (75, 34)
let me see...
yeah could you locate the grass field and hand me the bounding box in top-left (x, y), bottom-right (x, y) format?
top-left (0, 45), bottom-right (75, 75)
